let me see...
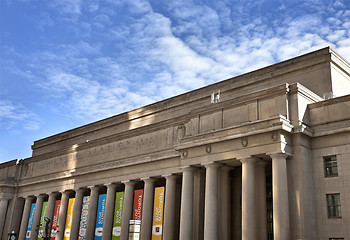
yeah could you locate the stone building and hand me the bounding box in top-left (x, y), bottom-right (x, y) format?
top-left (1, 47), bottom-right (350, 240)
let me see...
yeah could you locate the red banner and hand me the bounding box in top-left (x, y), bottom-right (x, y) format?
top-left (50, 200), bottom-right (61, 240)
top-left (132, 189), bottom-right (143, 220)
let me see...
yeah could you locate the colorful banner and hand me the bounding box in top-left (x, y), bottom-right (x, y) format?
top-left (151, 187), bottom-right (165, 240)
top-left (94, 194), bottom-right (107, 240)
top-left (26, 203), bottom-right (36, 240)
top-left (50, 200), bottom-right (61, 240)
top-left (112, 192), bottom-right (124, 240)
top-left (38, 201), bottom-right (48, 240)
top-left (78, 196), bottom-right (90, 240)
top-left (64, 198), bottom-right (75, 240)
top-left (133, 189), bottom-right (143, 220)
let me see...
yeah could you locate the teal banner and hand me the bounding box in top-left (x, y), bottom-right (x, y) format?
top-left (26, 203), bottom-right (36, 240)
top-left (94, 194), bottom-right (106, 240)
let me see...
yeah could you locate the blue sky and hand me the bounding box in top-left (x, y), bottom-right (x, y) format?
top-left (1, 0), bottom-right (350, 163)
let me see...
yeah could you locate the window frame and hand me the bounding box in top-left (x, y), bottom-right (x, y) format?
top-left (324, 155), bottom-right (338, 178)
top-left (326, 193), bottom-right (342, 219)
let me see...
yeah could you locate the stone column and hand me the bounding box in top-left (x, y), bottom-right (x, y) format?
top-left (3, 197), bottom-right (25, 240)
top-left (70, 188), bottom-right (85, 240)
top-left (162, 175), bottom-right (178, 240)
top-left (218, 166), bottom-right (231, 240)
top-left (179, 166), bottom-right (195, 240)
top-left (240, 157), bottom-right (257, 240)
top-left (0, 198), bottom-right (9, 238)
top-left (86, 186), bottom-right (101, 240)
top-left (30, 194), bottom-right (45, 240)
top-left (255, 161), bottom-right (267, 240)
top-left (57, 191), bottom-right (71, 240)
top-left (271, 153), bottom-right (290, 240)
top-left (102, 183), bottom-right (118, 240)
top-left (140, 178), bottom-right (156, 240)
top-left (203, 163), bottom-right (220, 240)
top-left (121, 181), bottom-right (135, 240)
top-left (45, 193), bottom-right (59, 226)
top-left (18, 196), bottom-right (35, 240)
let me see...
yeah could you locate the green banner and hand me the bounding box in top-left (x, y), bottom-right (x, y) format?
top-left (112, 192), bottom-right (124, 240)
top-left (38, 201), bottom-right (48, 240)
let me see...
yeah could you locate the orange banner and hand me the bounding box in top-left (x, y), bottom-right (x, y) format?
top-left (64, 198), bottom-right (75, 240)
top-left (151, 187), bottom-right (164, 240)
top-left (133, 189), bottom-right (143, 220)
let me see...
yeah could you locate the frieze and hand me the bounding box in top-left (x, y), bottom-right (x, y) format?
top-left (31, 128), bottom-right (174, 176)
top-left (78, 128), bottom-right (173, 167)
top-left (32, 156), bottom-right (68, 177)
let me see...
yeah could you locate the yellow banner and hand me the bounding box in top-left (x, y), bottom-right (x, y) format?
top-left (151, 187), bottom-right (164, 240)
top-left (64, 198), bottom-right (75, 240)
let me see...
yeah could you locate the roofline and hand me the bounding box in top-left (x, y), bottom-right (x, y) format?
top-left (32, 47), bottom-right (342, 147)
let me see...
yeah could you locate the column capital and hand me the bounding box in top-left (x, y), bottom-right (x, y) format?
top-left (162, 174), bottom-right (179, 180)
top-left (122, 180), bottom-right (137, 187)
top-left (35, 193), bottom-right (47, 199)
top-left (48, 192), bottom-right (60, 197)
top-left (0, 196), bottom-right (11, 201)
top-left (141, 177), bottom-right (157, 183)
top-left (87, 185), bottom-right (102, 190)
top-left (73, 188), bottom-right (86, 195)
top-left (239, 156), bottom-right (258, 164)
top-left (60, 189), bottom-right (74, 195)
top-left (269, 152), bottom-right (291, 160)
top-left (201, 162), bottom-right (221, 169)
top-left (180, 165), bottom-right (196, 172)
top-left (105, 183), bottom-right (118, 189)
top-left (24, 195), bottom-right (36, 201)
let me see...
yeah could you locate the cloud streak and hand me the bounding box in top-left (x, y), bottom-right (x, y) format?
top-left (2, 0), bottom-right (350, 130)
top-left (0, 100), bottom-right (41, 131)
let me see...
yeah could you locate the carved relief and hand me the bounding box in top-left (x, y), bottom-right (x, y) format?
top-left (22, 164), bottom-right (28, 177)
top-left (182, 150), bottom-right (188, 158)
top-left (242, 138), bottom-right (248, 147)
top-left (177, 124), bottom-right (186, 140)
top-left (272, 133), bottom-right (278, 142)
top-left (206, 145), bottom-right (212, 153)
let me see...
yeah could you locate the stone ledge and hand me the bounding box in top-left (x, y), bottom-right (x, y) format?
top-left (174, 115), bottom-right (293, 150)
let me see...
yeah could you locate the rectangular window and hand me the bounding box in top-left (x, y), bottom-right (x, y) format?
top-left (329, 238), bottom-right (344, 240)
top-left (326, 194), bottom-right (342, 218)
top-left (324, 155), bottom-right (338, 177)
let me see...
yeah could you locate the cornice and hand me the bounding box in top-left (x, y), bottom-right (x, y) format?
top-left (16, 149), bottom-right (180, 188)
top-left (31, 48), bottom-right (334, 153)
top-left (174, 115), bottom-right (293, 150)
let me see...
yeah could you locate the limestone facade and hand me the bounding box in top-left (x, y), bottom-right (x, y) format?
top-left (1, 47), bottom-right (350, 240)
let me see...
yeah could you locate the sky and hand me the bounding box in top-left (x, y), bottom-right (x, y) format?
top-left (1, 0), bottom-right (350, 163)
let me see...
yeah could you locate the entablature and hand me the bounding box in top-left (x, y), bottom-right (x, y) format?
top-left (174, 115), bottom-right (294, 167)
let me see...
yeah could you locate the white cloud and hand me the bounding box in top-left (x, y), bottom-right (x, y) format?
top-left (49, 0), bottom-right (82, 16)
top-left (0, 100), bottom-right (41, 131)
top-left (327, 30), bottom-right (346, 42)
top-left (4, 0), bottom-right (350, 128)
top-left (37, 12), bottom-right (55, 31)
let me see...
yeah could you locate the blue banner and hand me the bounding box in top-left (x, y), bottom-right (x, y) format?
top-left (94, 194), bottom-right (106, 240)
top-left (26, 203), bottom-right (36, 240)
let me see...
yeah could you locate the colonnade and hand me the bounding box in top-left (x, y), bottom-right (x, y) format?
top-left (0, 153), bottom-right (290, 240)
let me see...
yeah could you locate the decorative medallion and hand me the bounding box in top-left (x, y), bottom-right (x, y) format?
top-left (206, 145), bottom-right (212, 153)
top-left (242, 138), bottom-right (248, 147)
top-left (177, 124), bottom-right (186, 140)
top-left (22, 164), bottom-right (28, 176)
top-left (272, 133), bottom-right (278, 142)
top-left (182, 150), bottom-right (188, 158)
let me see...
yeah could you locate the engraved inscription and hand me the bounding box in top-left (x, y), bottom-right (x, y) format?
top-left (32, 156), bottom-right (68, 177)
top-left (31, 128), bottom-right (174, 175)
top-left (77, 128), bottom-right (174, 168)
